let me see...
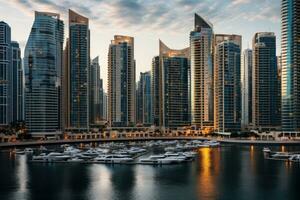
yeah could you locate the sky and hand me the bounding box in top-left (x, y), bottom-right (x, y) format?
top-left (0, 0), bottom-right (281, 91)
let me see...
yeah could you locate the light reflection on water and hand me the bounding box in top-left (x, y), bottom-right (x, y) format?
top-left (1, 145), bottom-right (300, 200)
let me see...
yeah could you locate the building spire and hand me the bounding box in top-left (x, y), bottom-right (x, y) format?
top-left (194, 13), bottom-right (212, 30)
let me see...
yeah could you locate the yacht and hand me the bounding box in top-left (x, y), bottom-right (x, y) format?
top-left (32, 153), bottom-right (48, 161)
top-left (24, 148), bottom-right (34, 154)
top-left (205, 140), bottom-right (220, 147)
top-left (289, 154), bottom-right (300, 162)
top-left (127, 147), bottom-right (147, 154)
top-left (263, 147), bottom-right (271, 153)
top-left (157, 156), bottom-right (186, 164)
top-left (67, 157), bottom-right (84, 162)
top-left (164, 147), bottom-right (175, 152)
top-left (46, 152), bottom-right (71, 161)
top-left (139, 155), bottom-right (166, 164)
top-left (93, 155), bottom-right (133, 163)
top-left (82, 149), bottom-right (100, 157)
top-left (271, 152), bottom-right (291, 159)
top-left (64, 146), bottom-right (81, 155)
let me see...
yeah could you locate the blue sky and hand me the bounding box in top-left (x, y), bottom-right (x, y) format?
top-left (0, 0), bottom-right (281, 90)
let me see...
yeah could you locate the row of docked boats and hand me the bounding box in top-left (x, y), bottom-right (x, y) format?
top-left (263, 147), bottom-right (300, 162)
top-left (139, 151), bottom-right (197, 165)
top-left (164, 140), bottom-right (220, 152)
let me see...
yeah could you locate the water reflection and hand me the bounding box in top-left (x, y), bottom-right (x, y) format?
top-left (11, 155), bottom-right (29, 200)
top-left (197, 147), bottom-right (220, 200)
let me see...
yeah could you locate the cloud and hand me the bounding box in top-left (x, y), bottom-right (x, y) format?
top-left (7, 0), bottom-right (280, 32)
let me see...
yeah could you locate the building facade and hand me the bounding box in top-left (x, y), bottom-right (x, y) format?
top-left (241, 49), bottom-right (253, 130)
top-left (281, 0), bottom-right (300, 132)
top-left (0, 22), bottom-right (11, 126)
top-left (67, 9), bottom-right (90, 131)
top-left (159, 40), bottom-right (190, 129)
top-left (151, 56), bottom-right (160, 127)
top-left (214, 34), bottom-right (242, 133)
top-left (136, 71), bottom-right (152, 126)
top-left (24, 12), bottom-right (64, 134)
top-left (190, 13), bottom-right (214, 129)
top-left (89, 56), bottom-right (101, 125)
top-left (11, 41), bottom-right (23, 122)
top-left (108, 35), bottom-right (135, 127)
top-left (252, 32), bottom-right (280, 131)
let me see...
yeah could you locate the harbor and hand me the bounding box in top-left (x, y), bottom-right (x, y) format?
top-left (11, 140), bottom-right (221, 165)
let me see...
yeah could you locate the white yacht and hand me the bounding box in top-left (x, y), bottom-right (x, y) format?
top-left (32, 153), bottom-right (48, 161)
top-left (67, 157), bottom-right (84, 162)
top-left (24, 148), bottom-right (34, 154)
top-left (64, 146), bottom-right (81, 155)
top-left (127, 147), bottom-right (147, 154)
top-left (271, 152), bottom-right (291, 159)
top-left (205, 140), bottom-right (220, 147)
top-left (93, 155), bottom-right (133, 163)
top-left (157, 156), bottom-right (186, 164)
top-left (82, 149), bottom-right (100, 157)
top-left (46, 152), bottom-right (71, 161)
top-left (263, 147), bottom-right (271, 153)
top-left (289, 154), bottom-right (300, 162)
top-left (139, 155), bottom-right (166, 164)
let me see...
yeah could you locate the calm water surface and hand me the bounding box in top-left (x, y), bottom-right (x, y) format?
top-left (0, 145), bottom-right (300, 200)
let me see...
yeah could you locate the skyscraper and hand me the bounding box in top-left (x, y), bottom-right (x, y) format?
top-left (190, 13), bottom-right (214, 129)
top-left (214, 34), bottom-right (242, 133)
top-left (281, 0), bottom-right (300, 132)
top-left (68, 9), bottom-right (90, 131)
top-left (24, 12), bottom-right (64, 134)
top-left (0, 21), bottom-right (11, 126)
top-left (11, 41), bottom-right (23, 122)
top-left (136, 71), bottom-right (152, 126)
top-left (241, 49), bottom-right (253, 130)
top-left (108, 35), bottom-right (135, 127)
top-left (151, 56), bottom-right (160, 126)
top-left (89, 56), bottom-right (101, 125)
top-left (252, 32), bottom-right (280, 130)
top-left (159, 40), bottom-right (190, 129)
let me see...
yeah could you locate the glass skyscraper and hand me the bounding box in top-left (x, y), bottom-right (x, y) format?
top-left (68, 9), bottom-right (90, 131)
top-left (136, 71), bottom-right (152, 126)
top-left (241, 49), bottom-right (253, 130)
top-left (89, 56), bottom-right (101, 125)
top-left (108, 35), bottom-right (136, 127)
top-left (24, 12), bottom-right (64, 134)
top-left (281, 0), bottom-right (300, 132)
top-left (190, 14), bottom-right (214, 129)
top-left (159, 40), bottom-right (190, 129)
top-left (214, 35), bottom-right (241, 133)
top-left (151, 56), bottom-right (160, 126)
top-left (11, 41), bottom-right (23, 122)
top-left (0, 21), bottom-right (11, 126)
top-left (252, 32), bottom-right (280, 131)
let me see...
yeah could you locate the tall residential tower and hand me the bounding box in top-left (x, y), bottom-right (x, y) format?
top-left (108, 35), bottom-right (136, 127)
top-left (281, 0), bottom-right (300, 132)
top-left (190, 14), bottom-right (214, 129)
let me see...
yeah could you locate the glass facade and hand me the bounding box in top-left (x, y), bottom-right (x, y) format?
top-left (89, 56), bottom-right (101, 125)
top-left (214, 35), bottom-right (241, 132)
top-left (11, 41), bottom-right (23, 122)
top-left (253, 32), bottom-right (280, 130)
top-left (159, 41), bottom-right (190, 129)
top-left (108, 35), bottom-right (135, 127)
top-left (136, 71), bottom-right (152, 126)
top-left (68, 9), bottom-right (89, 130)
top-left (241, 49), bottom-right (253, 129)
top-left (151, 56), bottom-right (160, 126)
top-left (24, 12), bottom-right (64, 134)
top-left (281, 0), bottom-right (300, 131)
top-left (190, 14), bottom-right (214, 128)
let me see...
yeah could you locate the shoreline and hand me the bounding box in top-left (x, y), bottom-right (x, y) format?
top-left (1, 137), bottom-right (300, 149)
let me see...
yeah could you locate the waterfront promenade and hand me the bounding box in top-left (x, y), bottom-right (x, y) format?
top-left (1, 136), bottom-right (300, 149)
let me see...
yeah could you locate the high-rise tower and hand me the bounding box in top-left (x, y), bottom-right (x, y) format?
top-left (24, 12), bottom-right (64, 134)
top-left (190, 14), bottom-right (214, 129)
top-left (108, 35), bottom-right (135, 127)
top-left (281, 0), bottom-right (300, 132)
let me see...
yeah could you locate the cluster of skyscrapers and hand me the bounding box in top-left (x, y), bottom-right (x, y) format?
top-left (0, 0), bottom-right (299, 136)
